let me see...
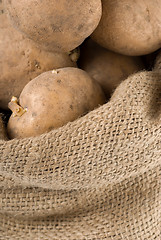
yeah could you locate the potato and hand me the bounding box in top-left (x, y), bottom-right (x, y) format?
top-left (92, 0), bottom-right (161, 56)
top-left (152, 49), bottom-right (161, 71)
top-left (79, 39), bottom-right (144, 98)
top-left (7, 67), bottom-right (106, 139)
top-left (4, 0), bottom-right (102, 53)
top-left (0, 1), bottom-right (77, 110)
top-left (142, 49), bottom-right (160, 70)
top-left (0, 114), bottom-right (8, 140)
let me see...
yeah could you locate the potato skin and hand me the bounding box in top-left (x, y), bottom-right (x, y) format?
top-left (0, 1), bottom-right (76, 110)
top-left (4, 0), bottom-right (102, 53)
top-left (153, 50), bottom-right (161, 71)
top-left (79, 40), bottom-right (144, 97)
top-left (7, 67), bottom-right (106, 139)
top-left (0, 114), bottom-right (7, 140)
top-left (92, 0), bottom-right (161, 56)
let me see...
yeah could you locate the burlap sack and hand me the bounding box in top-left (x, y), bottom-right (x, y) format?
top-left (0, 69), bottom-right (160, 239)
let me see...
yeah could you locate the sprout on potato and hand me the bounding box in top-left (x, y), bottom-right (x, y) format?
top-left (7, 67), bottom-right (106, 139)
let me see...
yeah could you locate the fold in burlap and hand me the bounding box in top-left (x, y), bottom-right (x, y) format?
top-left (0, 69), bottom-right (160, 239)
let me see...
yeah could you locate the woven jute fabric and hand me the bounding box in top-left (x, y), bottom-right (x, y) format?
top-left (0, 70), bottom-right (161, 239)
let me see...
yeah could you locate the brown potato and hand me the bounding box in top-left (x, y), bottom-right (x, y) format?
top-left (0, 114), bottom-right (7, 140)
top-left (153, 49), bottom-right (161, 71)
top-left (0, 1), bottom-right (77, 110)
top-left (7, 67), bottom-right (106, 139)
top-left (92, 0), bottom-right (161, 56)
top-left (141, 49), bottom-right (160, 70)
top-left (4, 0), bottom-right (102, 53)
top-left (79, 39), bottom-right (144, 98)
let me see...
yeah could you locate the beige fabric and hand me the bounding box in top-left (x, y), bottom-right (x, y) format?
top-left (0, 70), bottom-right (160, 239)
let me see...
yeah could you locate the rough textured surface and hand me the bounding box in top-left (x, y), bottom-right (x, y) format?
top-left (0, 1), bottom-right (76, 109)
top-left (0, 70), bottom-right (161, 239)
top-left (92, 0), bottom-right (161, 56)
top-left (4, 0), bottom-right (102, 53)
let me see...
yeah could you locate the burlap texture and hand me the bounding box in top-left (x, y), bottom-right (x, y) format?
top-left (0, 70), bottom-right (160, 239)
